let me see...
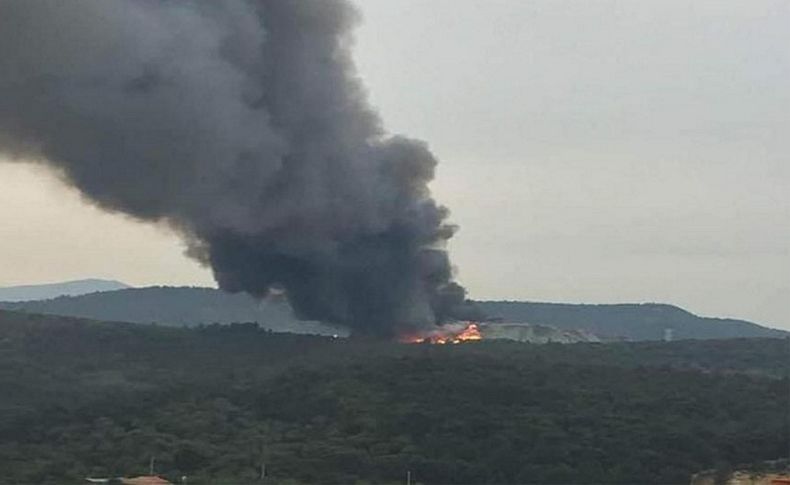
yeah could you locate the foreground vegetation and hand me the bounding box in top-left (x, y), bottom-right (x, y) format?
top-left (1, 310), bottom-right (788, 484)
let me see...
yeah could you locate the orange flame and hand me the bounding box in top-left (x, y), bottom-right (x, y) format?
top-left (400, 322), bottom-right (482, 344)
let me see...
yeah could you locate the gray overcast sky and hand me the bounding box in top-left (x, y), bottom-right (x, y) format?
top-left (0, 0), bottom-right (788, 328)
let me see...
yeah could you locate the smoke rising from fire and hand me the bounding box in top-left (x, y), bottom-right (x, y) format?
top-left (0, 0), bottom-right (475, 336)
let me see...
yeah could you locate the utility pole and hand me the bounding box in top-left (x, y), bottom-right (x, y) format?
top-left (406, 470), bottom-right (411, 485)
top-left (259, 435), bottom-right (267, 482)
top-left (149, 456), bottom-right (156, 475)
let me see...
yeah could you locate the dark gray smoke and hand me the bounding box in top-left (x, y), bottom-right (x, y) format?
top-left (0, 0), bottom-right (471, 336)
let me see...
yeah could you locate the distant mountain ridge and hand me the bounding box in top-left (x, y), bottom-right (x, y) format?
top-left (0, 285), bottom-right (783, 341)
top-left (479, 301), bottom-right (787, 341)
top-left (0, 278), bottom-right (130, 302)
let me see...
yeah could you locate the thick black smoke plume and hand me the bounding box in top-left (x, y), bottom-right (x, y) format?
top-left (0, 0), bottom-right (472, 336)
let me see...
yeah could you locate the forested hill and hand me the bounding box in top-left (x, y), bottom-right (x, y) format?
top-left (1, 286), bottom-right (784, 341)
top-left (0, 286), bottom-right (344, 336)
top-left (0, 309), bottom-right (788, 484)
top-left (477, 301), bottom-right (787, 341)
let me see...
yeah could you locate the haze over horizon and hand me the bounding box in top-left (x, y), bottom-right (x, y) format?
top-left (0, 0), bottom-right (787, 329)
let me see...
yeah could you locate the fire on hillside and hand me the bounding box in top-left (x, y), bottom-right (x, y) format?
top-left (400, 322), bottom-right (482, 344)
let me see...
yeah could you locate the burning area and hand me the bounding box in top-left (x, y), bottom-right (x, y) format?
top-left (400, 322), bottom-right (483, 344)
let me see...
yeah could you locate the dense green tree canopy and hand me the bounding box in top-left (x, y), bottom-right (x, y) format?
top-left (0, 310), bottom-right (788, 484)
